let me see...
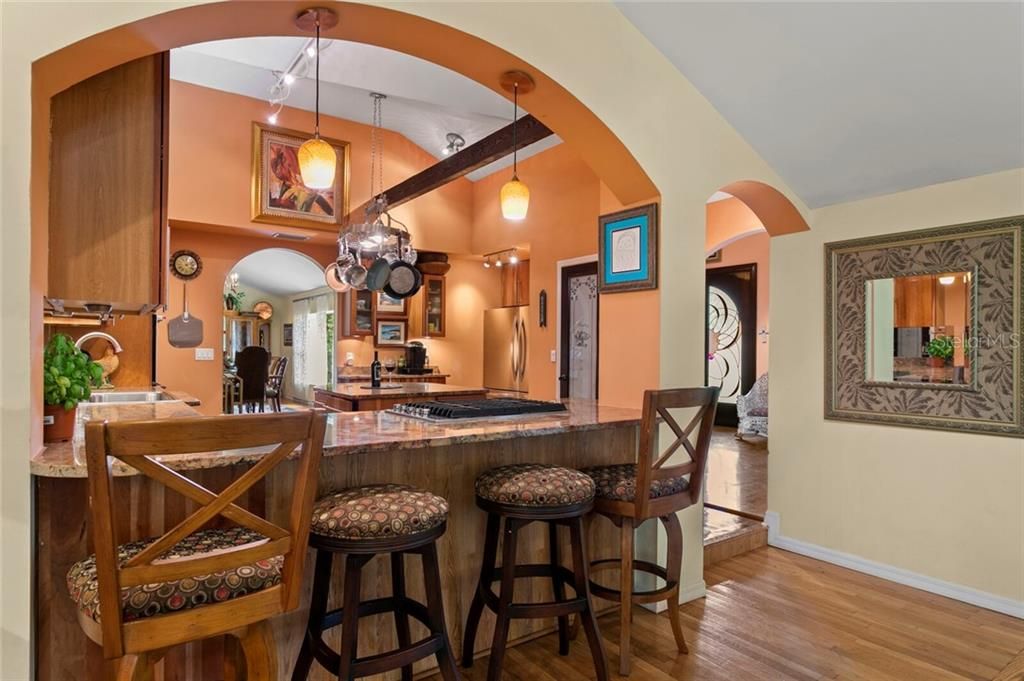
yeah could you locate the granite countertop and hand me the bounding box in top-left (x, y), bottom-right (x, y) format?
top-left (319, 383), bottom-right (487, 400)
top-left (32, 399), bottom-right (641, 478)
top-left (336, 373), bottom-right (450, 382)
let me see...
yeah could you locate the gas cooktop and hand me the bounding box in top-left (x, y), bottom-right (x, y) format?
top-left (389, 398), bottom-right (567, 422)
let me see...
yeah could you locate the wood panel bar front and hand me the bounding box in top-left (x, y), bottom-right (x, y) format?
top-left (35, 417), bottom-right (636, 681)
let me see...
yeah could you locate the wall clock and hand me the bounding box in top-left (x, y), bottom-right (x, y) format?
top-left (170, 250), bottom-right (203, 281)
top-left (253, 301), bottom-right (274, 320)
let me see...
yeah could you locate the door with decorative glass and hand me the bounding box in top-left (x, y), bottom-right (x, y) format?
top-left (559, 262), bottom-right (599, 399)
top-left (706, 264), bottom-right (756, 426)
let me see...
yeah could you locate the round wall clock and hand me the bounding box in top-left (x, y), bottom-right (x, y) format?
top-left (170, 250), bottom-right (203, 281)
top-left (253, 301), bottom-right (274, 320)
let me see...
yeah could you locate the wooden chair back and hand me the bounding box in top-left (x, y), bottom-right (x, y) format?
top-left (235, 345), bottom-right (269, 405)
top-left (268, 355), bottom-right (288, 391)
top-left (633, 387), bottom-right (719, 518)
top-left (83, 410), bottom-right (327, 659)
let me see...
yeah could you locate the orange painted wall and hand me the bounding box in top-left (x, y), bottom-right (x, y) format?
top-left (168, 80), bottom-right (473, 253)
top-left (706, 197), bottom-right (765, 253)
top-left (157, 226), bottom-right (335, 414)
top-left (472, 145), bottom-right (659, 408)
top-left (707, 230), bottom-right (770, 376)
top-left (598, 182), bottom-right (660, 408)
top-left (160, 83), bottom-right (490, 411)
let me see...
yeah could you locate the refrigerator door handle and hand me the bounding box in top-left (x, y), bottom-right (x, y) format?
top-left (510, 318), bottom-right (519, 380)
top-left (517, 316), bottom-right (527, 382)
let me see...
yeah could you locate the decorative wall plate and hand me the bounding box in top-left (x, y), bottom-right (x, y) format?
top-left (253, 301), bottom-right (274, 320)
top-left (170, 250), bottom-right (202, 281)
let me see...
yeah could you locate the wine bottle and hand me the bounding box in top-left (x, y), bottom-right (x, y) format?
top-left (371, 351), bottom-right (382, 388)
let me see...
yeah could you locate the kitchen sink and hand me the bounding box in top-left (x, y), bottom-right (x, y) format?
top-left (87, 391), bottom-right (177, 403)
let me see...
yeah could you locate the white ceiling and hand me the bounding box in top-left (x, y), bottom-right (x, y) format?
top-left (230, 248), bottom-right (326, 296)
top-left (171, 38), bottom-right (562, 182)
top-left (617, 2), bottom-right (1024, 207)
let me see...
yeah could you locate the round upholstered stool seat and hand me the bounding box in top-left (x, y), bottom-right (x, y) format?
top-left (474, 463), bottom-right (595, 509)
top-left (311, 483), bottom-right (448, 542)
top-left (582, 463), bottom-right (690, 502)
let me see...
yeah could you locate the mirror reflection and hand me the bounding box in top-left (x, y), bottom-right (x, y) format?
top-left (865, 272), bottom-right (972, 385)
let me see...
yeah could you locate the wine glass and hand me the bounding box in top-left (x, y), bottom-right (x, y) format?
top-left (383, 357), bottom-right (397, 387)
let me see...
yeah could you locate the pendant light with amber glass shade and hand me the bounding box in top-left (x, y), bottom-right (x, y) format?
top-left (499, 71), bottom-right (535, 220)
top-left (295, 8), bottom-right (338, 190)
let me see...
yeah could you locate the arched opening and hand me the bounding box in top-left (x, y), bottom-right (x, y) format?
top-left (219, 248), bottom-right (332, 413)
top-left (30, 0), bottom-right (661, 439)
top-left (702, 181), bottom-right (806, 557)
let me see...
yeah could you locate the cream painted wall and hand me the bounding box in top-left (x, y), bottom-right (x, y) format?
top-left (1, 3), bottom-right (807, 677)
top-left (770, 168), bottom-right (1024, 605)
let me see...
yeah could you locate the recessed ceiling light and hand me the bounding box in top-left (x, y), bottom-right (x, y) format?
top-left (306, 46), bottom-right (317, 58)
top-left (283, 73), bottom-right (296, 85)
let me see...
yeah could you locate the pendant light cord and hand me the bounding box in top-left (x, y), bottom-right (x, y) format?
top-left (314, 15), bottom-right (321, 139)
top-left (512, 83), bottom-right (519, 179)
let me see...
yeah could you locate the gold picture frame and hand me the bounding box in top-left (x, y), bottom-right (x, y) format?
top-left (251, 122), bottom-right (350, 230)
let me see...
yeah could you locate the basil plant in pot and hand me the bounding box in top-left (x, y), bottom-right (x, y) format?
top-left (925, 335), bottom-right (955, 368)
top-left (43, 333), bottom-right (103, 443)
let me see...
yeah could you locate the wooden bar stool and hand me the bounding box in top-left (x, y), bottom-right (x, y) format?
top-left (292, 484), bottom-right (460, 681)
top-left (581, 387), bottom-right (719, 676)
top-left (68, 410), bottom-right (327, 680)
top-left (463, 464), bottom-right (608, 681)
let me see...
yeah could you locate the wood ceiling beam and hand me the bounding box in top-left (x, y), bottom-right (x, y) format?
top-left (346, 114), bottom-right (553, 223)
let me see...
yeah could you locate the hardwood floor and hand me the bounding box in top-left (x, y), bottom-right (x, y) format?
top-left (704, 426), bottom-right (767, 520)
top-left (432, 548), bottom-right (1024, 681)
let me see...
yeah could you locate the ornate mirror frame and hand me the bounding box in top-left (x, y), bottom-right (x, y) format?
top-left (825, 215), bottom-right (1024, 437)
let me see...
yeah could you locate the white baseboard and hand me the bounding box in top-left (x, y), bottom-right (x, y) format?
top-left (764, 511), bottom-right (1024, 619)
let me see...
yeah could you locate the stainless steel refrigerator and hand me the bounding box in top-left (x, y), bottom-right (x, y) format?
top-left (484, 306), bottom-right (529, 394)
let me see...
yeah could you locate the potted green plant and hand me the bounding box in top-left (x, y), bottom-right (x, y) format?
top-left (224, 289), bottom-right (246, 313)
top-left (43, 333), bottom-right (103, 442)
top-left (925, 335), bottom-right (955, 368)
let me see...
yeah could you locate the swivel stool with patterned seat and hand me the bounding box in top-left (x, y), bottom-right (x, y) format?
top-left (581, 386), bottom-right (719, 676)
top-left (292, 483), bottom-right (460, 681)
top-left (462, 463), bottom-right (608, 681)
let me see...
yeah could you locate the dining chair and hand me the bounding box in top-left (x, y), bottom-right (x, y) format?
top-left (580, 387), bottom-right (719, 675)
top-left (235, 345), bottom-right (270, 412)
top-left (266, 356), bottom-right (288, 413)
top-left (69, 410), bottom-right (327, 680)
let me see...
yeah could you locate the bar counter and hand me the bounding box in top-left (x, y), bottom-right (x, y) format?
top-left (33, 400), bottom-right (641, 680)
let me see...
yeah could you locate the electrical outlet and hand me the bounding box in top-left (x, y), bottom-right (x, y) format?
top-left (194, 347), bottom-right (215, 361)
top-left (550, 350), bottom-right (557, 363)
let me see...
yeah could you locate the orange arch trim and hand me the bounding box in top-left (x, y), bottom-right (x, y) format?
top-left (720, 180), bottom-right (810, 238)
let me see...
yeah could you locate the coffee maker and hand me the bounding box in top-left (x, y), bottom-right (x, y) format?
top-left (401, 341), bottom-right (429, 375)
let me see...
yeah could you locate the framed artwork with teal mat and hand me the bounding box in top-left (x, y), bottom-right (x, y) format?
top-left (598, 203), bottom-right (659, 293)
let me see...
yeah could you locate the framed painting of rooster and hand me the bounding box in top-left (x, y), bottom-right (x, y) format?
top-left (251, 122), bottom-right (350, 230)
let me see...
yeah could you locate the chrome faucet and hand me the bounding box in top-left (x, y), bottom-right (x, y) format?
top-left (75, 332), bottom-right (124, 353)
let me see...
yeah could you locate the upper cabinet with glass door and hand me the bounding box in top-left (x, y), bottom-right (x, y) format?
top-left (423, 275), bottom-right (446, 337)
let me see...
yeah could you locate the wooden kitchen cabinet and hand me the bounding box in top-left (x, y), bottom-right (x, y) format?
top-left (422, 275), bottom-right (446, 337)
top-left (341, 289), bottom-right (374, 337)
top-left (500, 260), bottom-right (530, 307)
top-left (894, 276), bottom-right (935, 327)
top-left (47, 53), bottom-right (169, 313)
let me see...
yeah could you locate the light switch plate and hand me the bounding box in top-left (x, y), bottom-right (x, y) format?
top-left (195, 347), bottom-right (215, 361)
top-left (550, 350), bottom-right (557, 363)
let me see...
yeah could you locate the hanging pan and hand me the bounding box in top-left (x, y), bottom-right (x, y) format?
top-left (383, 229), bottom-right (422, 299)
top-left (167, 282), bottom-right (204, 348)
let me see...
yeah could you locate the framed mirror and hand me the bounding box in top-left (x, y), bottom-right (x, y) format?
top-left (825, 215), bottom-right (1024, 437)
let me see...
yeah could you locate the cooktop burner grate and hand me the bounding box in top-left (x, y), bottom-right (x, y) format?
top-left (389, 398), bottom-right (567, 421)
